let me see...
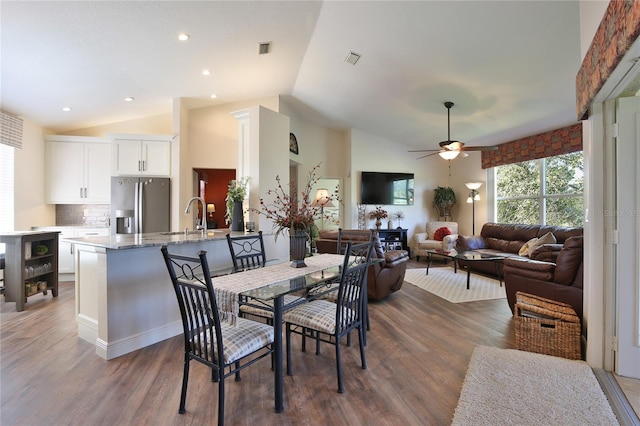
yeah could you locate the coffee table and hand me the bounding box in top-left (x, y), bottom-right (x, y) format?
top-left (425, 249), bottom-right (459, 275)
top-left (425, 249), bottom-right (505, 290)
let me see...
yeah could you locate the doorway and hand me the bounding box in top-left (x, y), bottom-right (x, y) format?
top-left (193, 168), bottom-right (236, 229)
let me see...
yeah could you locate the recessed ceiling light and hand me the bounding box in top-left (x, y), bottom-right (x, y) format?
top-left (202, 69), bottom-right (211, 76)
top-left (62, 107), bottom-right (72, 112)
top-left (178, 33), bottom-right (190, 41)
top-left (124, 97), bottom-right (135, 102)
top-left (210, 94), bottom-right (217, 99)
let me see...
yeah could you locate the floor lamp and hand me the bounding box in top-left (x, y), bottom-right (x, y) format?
top-left (465, 182), bottom-right (482, 235)
top-left (312, 188), bottom-right (334, 230)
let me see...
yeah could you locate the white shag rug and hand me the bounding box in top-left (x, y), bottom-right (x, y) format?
top-left (404, 267), bottom-right (506, 303)
top-left (452, 346), bottom-right (619, 426)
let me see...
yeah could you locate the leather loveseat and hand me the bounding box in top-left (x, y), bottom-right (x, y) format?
top-left (315, 229), bottom-right (409, 300)
top-left (503, 236), bottom-right (584, 320)
top-left (455, 223), bottom-right (583, 278)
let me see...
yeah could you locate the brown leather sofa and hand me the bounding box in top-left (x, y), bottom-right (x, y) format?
top-left (455, 222), bottom-right (583, 277)
top-left (503, 236), bottom-right (584, 320)
top-left (315, 229), bottom-right (409, 300)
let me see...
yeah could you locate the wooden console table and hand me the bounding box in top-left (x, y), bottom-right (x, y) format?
top-left (376, 228), bottom-right (410, 256)
top-left (0, 231), bottom-right (59, 312)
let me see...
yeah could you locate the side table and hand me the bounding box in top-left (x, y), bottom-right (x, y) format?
top-left (376, 228), bottom-right (410, 256)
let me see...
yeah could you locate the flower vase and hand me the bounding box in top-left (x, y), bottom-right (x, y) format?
top-left (388, 219), bottom-right (393, 229)
top-left (290, 229), bottom-right (308, 268)
top-left (375, 219), bottom-right (382, 230)
top-left (231, 201), bottom-right (244, 231)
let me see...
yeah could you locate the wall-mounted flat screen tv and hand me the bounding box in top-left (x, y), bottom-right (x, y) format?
top-left (360, 171), bottom-right (414, 205)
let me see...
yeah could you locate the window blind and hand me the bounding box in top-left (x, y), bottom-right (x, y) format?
top-left (0, 111), bottom-right (23, 149)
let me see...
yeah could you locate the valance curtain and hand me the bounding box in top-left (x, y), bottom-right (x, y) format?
top-left (481, 123), bottom-right (582, 169)
top-left (0, 111), bottom-right (23, 149)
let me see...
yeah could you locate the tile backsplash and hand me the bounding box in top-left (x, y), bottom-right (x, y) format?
top-left (56, 204), bottom-right (110, 227)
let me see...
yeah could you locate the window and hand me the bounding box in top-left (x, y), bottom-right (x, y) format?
top-left (0, 143), bottom-right (14, 232)
top-left (495, 152), bottom-right (583, 227)
top-left (392, 179), bottom-right (414, 206)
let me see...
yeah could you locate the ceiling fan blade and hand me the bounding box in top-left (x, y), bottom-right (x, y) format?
top-left (408, 149), bottom-right (441, 153)
top-left (415, 151), bottom-right (442, 160)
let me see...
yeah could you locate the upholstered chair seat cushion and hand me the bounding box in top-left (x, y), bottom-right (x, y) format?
top-left (283, 300), bottom-right (355, 335)
top-left (239, 294), bottom-right (300, 319)
top-left (196, 315), bottom-right (274, 365)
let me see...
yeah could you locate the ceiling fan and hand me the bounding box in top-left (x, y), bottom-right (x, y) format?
top-left (410, 101), bottom-right (498, 160)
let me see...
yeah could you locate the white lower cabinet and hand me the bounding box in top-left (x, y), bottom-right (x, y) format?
top-left (32, 227), bottom-right (109, 277)
top-left (58, 229), bottom-right (75, 274)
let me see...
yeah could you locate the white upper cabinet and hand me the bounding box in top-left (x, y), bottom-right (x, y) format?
top-left (110, 134), bottom-right (171, 176)
top-left (45, 136), bottom-right (111, 204)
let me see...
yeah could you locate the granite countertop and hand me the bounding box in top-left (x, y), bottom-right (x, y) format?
top-left (0, 230), bottom-right (62, 238)
top-left (62, 229), bottom-right (248, 250)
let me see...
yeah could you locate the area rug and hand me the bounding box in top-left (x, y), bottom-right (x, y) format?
top-left (403, 267), bottom-right (505, 303)
top-left (452, 346), bottom-right (619, 425)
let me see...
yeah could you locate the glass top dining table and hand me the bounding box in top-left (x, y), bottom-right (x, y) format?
top-left (210, 253), bottom-right (347, 413)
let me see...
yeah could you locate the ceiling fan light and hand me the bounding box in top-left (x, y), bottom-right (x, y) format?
top-left (439, 150), bottom-right (460, 160)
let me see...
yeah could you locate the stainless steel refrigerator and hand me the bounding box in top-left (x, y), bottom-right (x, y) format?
top-left (110, 177), bottom-right (170, 235)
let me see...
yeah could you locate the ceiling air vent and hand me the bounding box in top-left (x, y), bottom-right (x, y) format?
top-left (258, 42), bottom-right (271, 55)
top-left (344, 51), bottom-right (361, 65)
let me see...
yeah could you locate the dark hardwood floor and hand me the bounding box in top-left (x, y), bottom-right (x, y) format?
top-left (1, 260), bottom-right (516, 425)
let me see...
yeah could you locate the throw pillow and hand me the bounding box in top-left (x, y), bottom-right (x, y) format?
top-left (433, 227), bottom-right (451, 241)
top-left (528, 231), bottom-right (557, 257)
top-left (518, 237), bottom-right (538, 257)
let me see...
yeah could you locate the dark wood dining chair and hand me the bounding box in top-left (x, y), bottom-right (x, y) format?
top-left (161, 246), bottom-right (275, 426)
top-left (225, 231), bottom-right (299, 323)
top-left (225, 231), bottom-right (266, 271)
top-left (283, 240), bottom-right (374, 393)
top-left (314, 228), bottom-right (373, 337)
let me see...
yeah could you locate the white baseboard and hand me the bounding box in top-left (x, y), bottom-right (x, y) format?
top-left (94, 321), bottom-right (183, 360)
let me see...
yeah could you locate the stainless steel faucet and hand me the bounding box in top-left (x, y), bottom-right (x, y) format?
top-left (184, 197), bottom-right (207, 234)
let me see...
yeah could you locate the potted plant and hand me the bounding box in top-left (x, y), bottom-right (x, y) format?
top-left (251, 163), bottom-right (342, 267)
top-left (433, 186), bottom-right (456, 218)
top-left (369, 206), bottom-right (388, 230)
top-left (225, 177), bottom-right (250, 231)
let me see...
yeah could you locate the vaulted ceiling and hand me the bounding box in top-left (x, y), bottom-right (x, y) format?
top-left (1, 1), bottom-right (582, 151)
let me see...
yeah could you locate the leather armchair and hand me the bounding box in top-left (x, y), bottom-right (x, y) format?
top-left (503, 236), bottom-right (584, 320)
top-left (315, 229), bottom-right (409, 300)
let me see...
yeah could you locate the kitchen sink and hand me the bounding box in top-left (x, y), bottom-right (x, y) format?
top-left (160, 231), bottom-right (203, 236)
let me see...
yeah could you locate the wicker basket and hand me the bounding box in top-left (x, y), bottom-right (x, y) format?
top-left (514, 292), bottom-right (582, 360)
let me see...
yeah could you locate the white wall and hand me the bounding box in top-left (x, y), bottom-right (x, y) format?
top-left (187, 96), bottom-right (278, 170)
top-left (13, 93), bottom-right (489, 240)
top-left (13, 118), bottom-right (55, 230)
top-left (347, 128), bottom-right (487, 243)
top-left (61, 113), bottom-right (173, 137)
top-left (579, 1), bottom-right (609, 60)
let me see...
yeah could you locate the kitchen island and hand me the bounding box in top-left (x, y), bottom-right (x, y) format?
top-left (65, 229), bottom-right (286, 360)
